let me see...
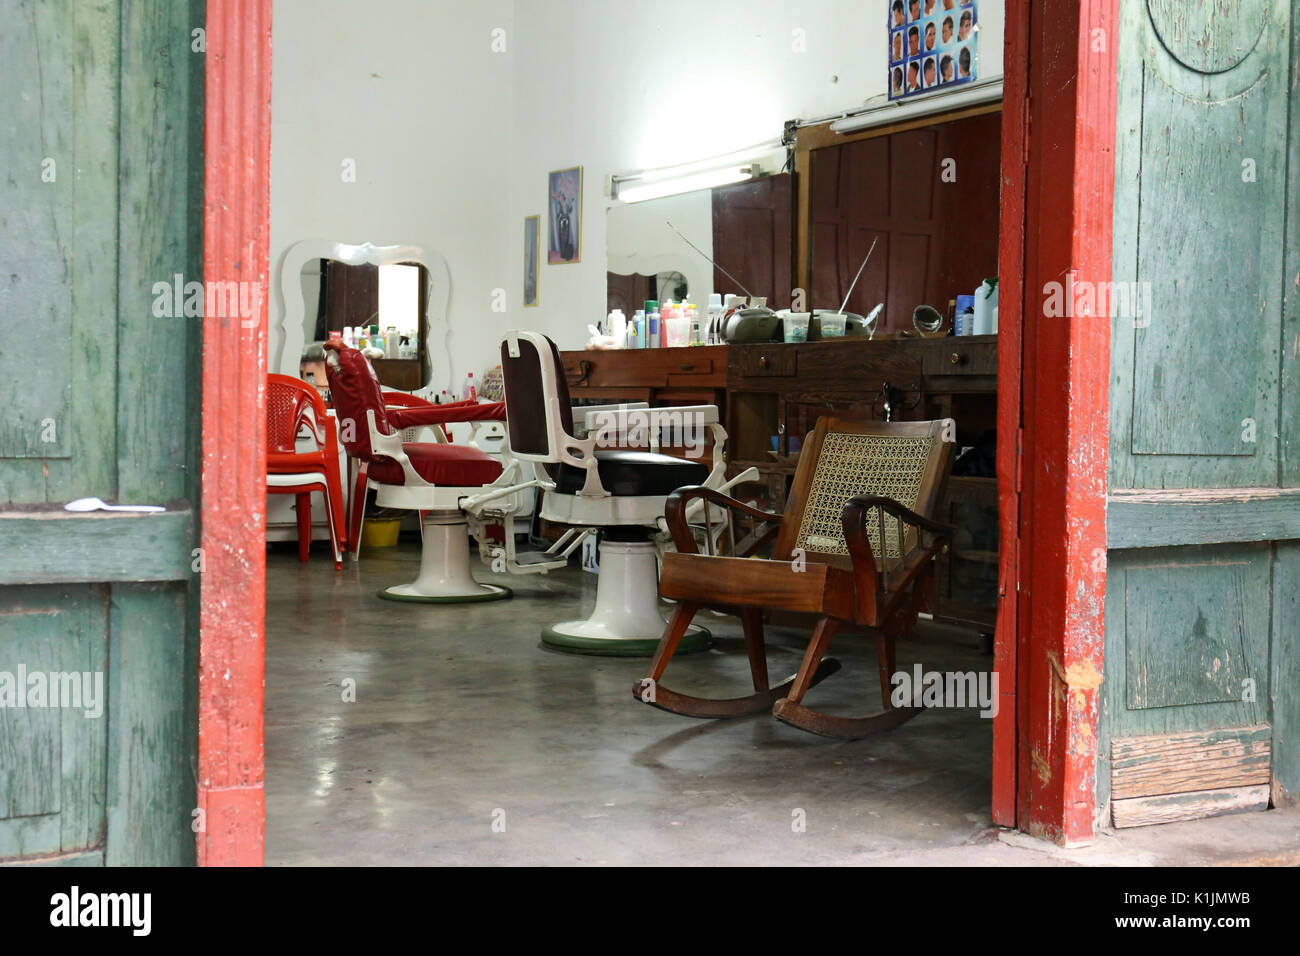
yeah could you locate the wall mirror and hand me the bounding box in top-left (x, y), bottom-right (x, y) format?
top-left (276, 240), bottom-right (452, 390)
top-left (605, 172), bottom-right (794, 315)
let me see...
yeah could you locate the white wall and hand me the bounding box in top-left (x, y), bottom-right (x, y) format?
top-left (270, 0), bottom-right (515, 389)
top-left (270, 0), bottom-right (1003, 379)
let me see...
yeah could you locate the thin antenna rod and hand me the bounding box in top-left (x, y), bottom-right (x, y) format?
top-left (665, 220), bottom-right (754, 300)
top-left (839, 237), bottom-right (879, 315)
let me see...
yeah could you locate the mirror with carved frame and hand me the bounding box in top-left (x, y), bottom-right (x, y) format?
top-left (275, 240), bottom-right (453, 391)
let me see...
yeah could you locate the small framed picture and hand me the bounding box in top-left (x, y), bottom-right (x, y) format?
top-left (523, 214), bottom-right (540, 307)
top-left (547, 166), bottom-right (582, 264)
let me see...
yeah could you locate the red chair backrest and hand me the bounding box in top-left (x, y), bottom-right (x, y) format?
top-left (322, 342), bottom-right (393, 463)
top-left (266, 374), bottom-right (316, 455)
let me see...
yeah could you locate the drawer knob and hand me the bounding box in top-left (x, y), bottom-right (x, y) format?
top-left (759, 355), bottom-right (770, 369)
top-left (950, 352), bottom-right (966, 366)
top-left (679, 363), bottom-right (694, 371)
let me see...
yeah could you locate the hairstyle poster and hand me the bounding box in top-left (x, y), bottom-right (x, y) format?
top-left (888, 0), bottom-right (977, 100)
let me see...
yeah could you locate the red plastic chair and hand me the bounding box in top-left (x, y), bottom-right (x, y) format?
top-left (267, 373), bottom-right (346, 569)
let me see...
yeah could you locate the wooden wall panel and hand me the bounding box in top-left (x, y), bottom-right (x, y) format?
top-left (711, 174), bottom-right (793, 309)
top-left (807, 112), bottom-right (1000, 334)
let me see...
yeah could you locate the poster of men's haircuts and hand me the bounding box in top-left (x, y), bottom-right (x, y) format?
top-left (888, 0), bottom-right (977, 100)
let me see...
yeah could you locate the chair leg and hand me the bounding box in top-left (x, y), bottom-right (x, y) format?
top-left (782, 616), bottom-right (838, 706)
top-left (741, 608), bottom-right (768, 692)
top-left (348, 466), bottom-right (368, 561)
top-left (644, 601), bottom-right (699, 684)
top-left (323, 483), bottom-right (344, 570)
top-left (295, 492), bottom-right (311, 563)
top-left (325, 456), bottom-right (348, 563)
top-left (635, 605), bottom-right (841, 719)
top-left (773, 616), bottom-right (922, 740)
top-left (876, 630), bottom-right (897, 706)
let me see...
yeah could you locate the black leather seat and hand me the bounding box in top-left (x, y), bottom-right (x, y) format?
top-left (555, 449), bottom-right (708, 497)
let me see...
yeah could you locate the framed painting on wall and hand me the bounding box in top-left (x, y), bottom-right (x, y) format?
top-left (523, 214), bottom-right (540, 306)
top-left (889, 0), bottom-right (977, 101)
top-left (547, 166), bottom-right (582, 264)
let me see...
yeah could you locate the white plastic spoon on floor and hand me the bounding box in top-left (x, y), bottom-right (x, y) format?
top-left (64, 497), bottom-right (166, 513)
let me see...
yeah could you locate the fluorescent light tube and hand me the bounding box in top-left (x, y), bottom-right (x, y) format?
top-left (829, 78), bottom-right (1003, 134)
top-left (616, 165), bottom-right (754, 203)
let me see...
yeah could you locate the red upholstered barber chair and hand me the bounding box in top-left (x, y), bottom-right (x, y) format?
top-left (322, 341), bottom-right (513, 603)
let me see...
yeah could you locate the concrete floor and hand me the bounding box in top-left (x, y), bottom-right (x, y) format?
top-left (264, 537), bottom-right (1300, 866)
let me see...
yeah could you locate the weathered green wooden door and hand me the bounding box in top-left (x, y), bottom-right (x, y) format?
top-left (0, 0), bottom-right (203, 864)
top-left (1102, 0), bottom-right (1300, 827)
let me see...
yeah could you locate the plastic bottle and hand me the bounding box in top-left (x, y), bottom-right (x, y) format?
top-left (463, 372), bottom-right (477, 402)
top-left (687, 304), bottom-right (701, 345)
top-left (629, 310), bottom-right (643, 349)
top-left (644, 300), bottom-right (659, 348)
top-left (707, 293), bottom-right (724, 345)
top-left (608, 308), bottom-right (625, 345)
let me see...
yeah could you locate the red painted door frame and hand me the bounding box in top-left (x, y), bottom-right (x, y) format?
top-left (192, 0), bottom-right (1117, 861)
top-left (197, 0), bottom-right (272, 866)
top-left (992, 0), bottom-right (1118, 844)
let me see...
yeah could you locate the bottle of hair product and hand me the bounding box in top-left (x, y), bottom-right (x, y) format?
top-left (609, 309), bottom-right (627, 347)
top-left (644, 300), bottom-right (659, 348)
top-left (463, 372), bottom-right (477, 402)
top-left (705, 294), bottom-right (721, 344)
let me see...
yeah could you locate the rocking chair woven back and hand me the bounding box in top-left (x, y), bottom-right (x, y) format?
top-left (771, 417), bottom-right (954, 572)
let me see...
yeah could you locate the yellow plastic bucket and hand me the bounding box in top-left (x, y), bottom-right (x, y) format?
top-left (360, 517), bottom-right (401, 549)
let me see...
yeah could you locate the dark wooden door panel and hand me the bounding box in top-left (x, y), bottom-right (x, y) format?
top-left (712, 173), bottom-right (793, 307)
top-left (809, 112), bottom-right (1000, 333)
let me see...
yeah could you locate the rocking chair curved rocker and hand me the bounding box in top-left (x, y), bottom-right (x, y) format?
top-left (635, 416), bottom-right (956, 739)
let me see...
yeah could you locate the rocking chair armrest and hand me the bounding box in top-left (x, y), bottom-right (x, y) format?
top-left (842, 494), bottom-right (955, 542)
top-left (841, 494), bottom-right (955, 601)
top-left (663, 485), bottom-right (781, 554)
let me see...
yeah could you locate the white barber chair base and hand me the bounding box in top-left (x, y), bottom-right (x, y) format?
top-left (540, 540), bottom-right (709, 657)
top-left (377, 512), bottom-right (511, 604)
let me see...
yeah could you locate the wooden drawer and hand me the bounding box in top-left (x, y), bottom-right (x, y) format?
top-left (734, 346), bottom-right (797, 378)
top-left (923, 339), bottom-right (998, 377)
top-left (563, 347), bottom-right (725, 389)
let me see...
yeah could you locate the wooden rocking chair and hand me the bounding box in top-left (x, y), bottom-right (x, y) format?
top-left (634, 416), bottom-right (956, 739)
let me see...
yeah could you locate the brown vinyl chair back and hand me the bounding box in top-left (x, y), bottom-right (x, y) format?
top-left (498, 330), bottom-right (575, 461)
top-left (771, 417), bottom-right (954, 572)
